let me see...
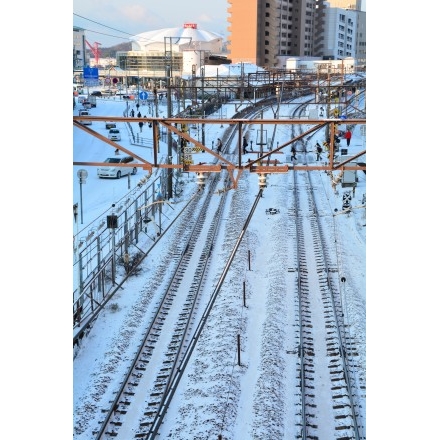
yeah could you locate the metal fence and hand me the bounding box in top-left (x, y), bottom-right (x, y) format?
top-left (73, 166), bottom-right (174, 326)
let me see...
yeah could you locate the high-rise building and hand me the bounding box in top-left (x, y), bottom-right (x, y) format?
top-left (73, 27), bottom-right (86, 70)
top-left (227, 0), bottom-right (325, 67)
top-left (227, 0), bottom-right (365, 68)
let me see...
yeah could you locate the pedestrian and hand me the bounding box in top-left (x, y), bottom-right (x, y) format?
top-left (139, 121), bottom-right (144, 132)
top-left (130, 109), bottom-right (135, 117)
top-left (243, 136), bottom-right (249, 154)
top-left (315, 142), bottom-right (323, 161)
top-left (114, 148), bottom-right (120, 155)
top-left (216, 138), bottom-right (223, 152)
top-left (136, 102), bottom-right (140, 111)
top-left (137, 111), bottom-right (142, 118)
top-left (344, 129), bottom-right (352, 147)
top-left (291, 145), bottom-right (297, 160)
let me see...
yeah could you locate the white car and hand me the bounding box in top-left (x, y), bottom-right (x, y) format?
top-left (101, 89), bottom-right (116, 96)
top-left (97, 155), bottom-right (137, 179)
top-left (108, 128), bottom-right (121, 141)
top-left (78, 109), bottom-right (92, 125)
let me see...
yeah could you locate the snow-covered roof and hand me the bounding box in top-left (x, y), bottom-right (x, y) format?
top-left (130, 23), bottom-right (223, 51)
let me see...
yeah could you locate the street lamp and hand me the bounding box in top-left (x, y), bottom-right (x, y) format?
top-left (77, 169), bottom-right (88, 224)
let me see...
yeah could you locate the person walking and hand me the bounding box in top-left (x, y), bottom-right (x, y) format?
top-left (216, 138), bottom-right (223, 153)
top-left (291, 145), bottom-right (297, 161)
top-left (137, 111), bottom-right (142, 118)
top-left (315, 142), bottom-right (323, 161)
top-left (139, 121), bottom-right (144, 132)
top-left (243, 136), bottom-right (249, 154)
top-left (130, 109), bottom-right (135, 117)
top-left (344, 129), bottom-right (352, 147)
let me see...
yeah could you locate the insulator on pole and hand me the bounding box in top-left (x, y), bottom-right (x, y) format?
top-left (196, 172), bottom-right (206, 189)
top-left (258, 173), bottom-right (267, 188)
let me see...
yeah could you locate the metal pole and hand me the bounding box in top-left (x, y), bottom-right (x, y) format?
top-left (79, 180), bottom-right (84, 224)
top-left (326, 67), bottom-right (331, 141)
top-left (237, 334), bottom-right (241, 366)
top-left (166, 66), bottom-right (173, 199)
top-left (137, 68), bottom-right (140, 105)
top-left (201, 66), bottom-right (205, 146)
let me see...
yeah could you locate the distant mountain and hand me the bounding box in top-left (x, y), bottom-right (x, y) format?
top-left (86, 42), bottom-right (132, 58)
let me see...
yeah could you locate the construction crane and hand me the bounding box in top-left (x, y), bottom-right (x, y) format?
top-left (85, 40), bottom-right (102, 66)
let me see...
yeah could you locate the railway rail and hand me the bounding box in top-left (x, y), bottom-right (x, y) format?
top-left (290, 102), bottom-right (365, 439)
top-left (74, 92), bottom-right (366, 439)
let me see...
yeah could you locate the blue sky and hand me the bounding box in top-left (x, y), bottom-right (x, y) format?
top-left (72, 1), bottom-right (367, 48)
top-left (73, 0), bottom-right (229, 47)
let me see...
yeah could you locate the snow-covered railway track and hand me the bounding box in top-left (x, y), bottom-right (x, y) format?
top-left (293, 167), bottom-right (364, 439)
top-left (75, 95), bottom-right (365, 439)
top-left (93, 166), bottom-right (230, 439)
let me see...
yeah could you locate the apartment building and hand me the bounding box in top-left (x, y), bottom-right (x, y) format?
top-left (227, 0), bottom-right (326, 67)
top-left (227, 0), bottom-right (365, 68)
top-left (73, 27), bottom-right (86, 70)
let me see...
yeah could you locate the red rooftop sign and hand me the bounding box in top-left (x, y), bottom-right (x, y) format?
top-left (184, 23), bottom-right (197, 29)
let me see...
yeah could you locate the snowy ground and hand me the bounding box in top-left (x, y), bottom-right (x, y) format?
top-left (72, 94), bottom-right (366, 439)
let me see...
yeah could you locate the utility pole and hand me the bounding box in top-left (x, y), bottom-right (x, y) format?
top-left (166, 65), bottom-right (173, 199)
top-left (201, 66), bottom-right (205, 146)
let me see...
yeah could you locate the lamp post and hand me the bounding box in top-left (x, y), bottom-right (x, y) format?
top-left (77, 169), bottom-right (88, 224)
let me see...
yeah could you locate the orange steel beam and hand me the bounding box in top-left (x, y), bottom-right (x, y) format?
top-left (73, 117), bottom-right (366, 178)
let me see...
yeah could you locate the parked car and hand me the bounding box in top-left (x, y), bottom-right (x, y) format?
top-left (108, 128), bottom-right (121, 141)
top-left (97, 155), bottom-right (137, 179)
top-left (82, 101), bottom-right (92, 109)
top-left (105, 122), bottom-right (116, 129)
top-left (78, 109), bottom-right (92, 125)
top-left (101, 89), bottom-right (116, 96)
top-left (91, 91), bottom-right (102, 97)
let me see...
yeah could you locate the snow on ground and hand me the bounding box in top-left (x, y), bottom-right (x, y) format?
top-left (72, 94), bottom-right (366, 439)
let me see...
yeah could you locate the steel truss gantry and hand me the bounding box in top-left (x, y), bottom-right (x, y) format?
top-left (73, 116), bottom-right (366, 190)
